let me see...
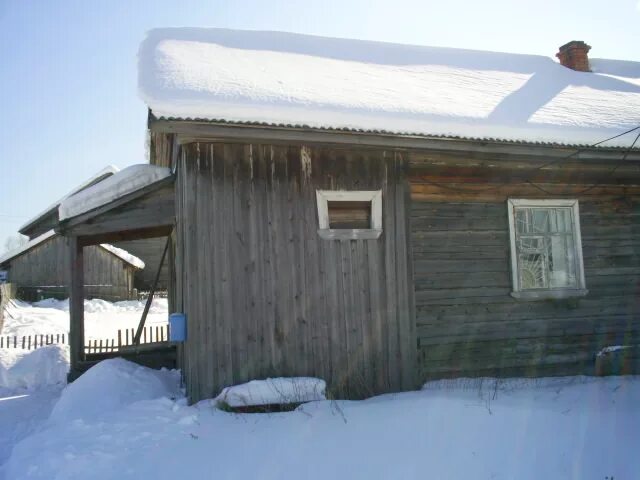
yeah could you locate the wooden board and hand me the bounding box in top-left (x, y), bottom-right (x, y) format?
top-left (175, 142), bottom-right (415, 402)
top-left (411, 197), bottom-right (640, 381)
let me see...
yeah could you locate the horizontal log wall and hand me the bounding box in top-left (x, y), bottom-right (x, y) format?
top-left (5, 235), bottom-right (137, 301)
top-left (410, 154), bottom-right (640, 381)
top-left (176, 142), bottom-right (415, 402)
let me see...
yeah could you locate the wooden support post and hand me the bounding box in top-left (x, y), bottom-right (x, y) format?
top-left (68, 236), bottom-right (85, 379)
top-left (133, 235), bottom-right (170, 346)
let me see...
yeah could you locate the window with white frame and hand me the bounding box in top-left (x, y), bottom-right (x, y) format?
top-left (507, 199), bottom-right (587, 299)
top-left (316, 190), bottom-right (382, 240)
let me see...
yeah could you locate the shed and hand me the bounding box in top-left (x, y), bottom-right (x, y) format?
top-left (61, 29), bottom-right (640, 403)
top-left (0, 230), bottom-right (144, 301)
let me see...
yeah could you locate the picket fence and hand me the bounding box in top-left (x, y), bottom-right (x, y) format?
top-left (0, 324), bottom-right (169, 353)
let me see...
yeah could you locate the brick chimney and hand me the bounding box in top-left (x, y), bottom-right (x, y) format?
top-left (556, 41), bottom-right (591, 72)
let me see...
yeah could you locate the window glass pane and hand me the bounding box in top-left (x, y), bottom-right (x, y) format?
top-left (548, 235), bottom-right (576, 288)
top-left (519, 253), bottom-right (548, 289)
top-left (531, 209), bottom-right (550, 233)
top-left (513, 205), bottom-right (579, 291)
top-left (556, 208), bottom-right (573, 233)
top-left (516, 209), bottom-right (529, 234)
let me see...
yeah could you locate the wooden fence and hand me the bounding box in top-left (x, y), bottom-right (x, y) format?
top-left (0, 324), bottom-right (168, 353)
top-left (85, 325), bottom-right (169, 353)
top-left (0, 333), bottom-right (66, 350)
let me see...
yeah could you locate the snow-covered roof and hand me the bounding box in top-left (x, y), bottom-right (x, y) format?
top-left (0, 230), bottom-right (57, 266)
top-left (59, 165), bottom-right (172, 221)
top-left (99, 244), bottom-right (145, 269)
top-left (0, 230), bottom-right (144, 269)
top-left (138, 28), bottom-right (640, 148)
top-left (19, 166), bottom-right (119, 234)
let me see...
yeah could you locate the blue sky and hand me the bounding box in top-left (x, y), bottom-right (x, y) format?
top-left (1, 0), bottom-right (639, 248)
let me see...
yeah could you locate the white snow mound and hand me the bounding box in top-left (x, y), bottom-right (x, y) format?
top-left (215, 377), bottom-right (326, 407)
top-left (139, 28), bottom-right (640, 147)
top-left (5, 376), bottom-right (640, 480)
top-left (49, 358), bottom-right (180, 424)
top-left (0, 345), bottom-right (69, 390)
top-left (59, 164), bottom-right (172, 220)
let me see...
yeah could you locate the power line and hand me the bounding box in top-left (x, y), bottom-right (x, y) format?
top-left (533, 124), bottom-right (640, 172)
top-left (416, 126), bottom-right (640, 195)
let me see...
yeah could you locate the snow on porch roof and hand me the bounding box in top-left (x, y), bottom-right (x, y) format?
top-left (138, 28), bottom-right (640, 149)
top-left (19, 165), bottom-right (120, 234)
top-left (59, 165), bottom-right (172, 221)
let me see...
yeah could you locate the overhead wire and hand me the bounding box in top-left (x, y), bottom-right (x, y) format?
top-left (415, 125), bottom-right (640, 195)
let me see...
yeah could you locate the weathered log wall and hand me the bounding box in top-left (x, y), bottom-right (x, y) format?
top-left (5, 235), bottom-right (137, 301)
top-left (175, 143), bottom-right (415, 402)
top-left (410, 154), bottom-right (640, 381)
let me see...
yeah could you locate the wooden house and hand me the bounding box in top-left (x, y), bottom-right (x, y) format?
top-left (58, 30), bottom-right (640, 403)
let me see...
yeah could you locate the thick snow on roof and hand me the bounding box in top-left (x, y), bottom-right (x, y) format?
top-left (59, 165), bottom-right (172, 220)
top-left (99, 244), bottom-right (145, 269)
top-left (138, 28), bottom-right (640, 147)
top-left (19, 166), bottom-right (119, 234)
top-left (0, 230), bottom-right (56, 265)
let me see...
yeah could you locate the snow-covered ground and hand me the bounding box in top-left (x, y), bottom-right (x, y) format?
top-left (1, 297), bottom-right (169, 341)
top-left (0, 345), bottom-right (69, 473)
top-left (0, 350), bottom-right (637, 480)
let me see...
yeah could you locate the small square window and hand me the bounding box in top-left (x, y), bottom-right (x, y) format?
top-left (508, 199), bottom-right (587, 300)
top-left (316, 190), bottom-right (382, 240)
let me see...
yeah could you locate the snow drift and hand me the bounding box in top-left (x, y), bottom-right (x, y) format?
top-left (5, 375), bottom-right (640, 480)
top-left (49, 358), bottom-right (180, 424)
top-left (0, 345), bottom-right (69, 390)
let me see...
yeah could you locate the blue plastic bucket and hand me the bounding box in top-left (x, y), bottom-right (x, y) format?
top-left (169, 313), bottom-right (187, 342)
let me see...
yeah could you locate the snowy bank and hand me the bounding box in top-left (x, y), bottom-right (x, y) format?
top-left (0, 345), bottom-right (69, 390)
top-left (49, 358), bottom-right (180, 424)
top-left (139, 28), bottom-right (640, 147)
top-left (5, 375), bottom-right (640, 479)
top-left (2, 297), bottom-right (168, 340)
top-left (215, 377), bottom-right (326, 407)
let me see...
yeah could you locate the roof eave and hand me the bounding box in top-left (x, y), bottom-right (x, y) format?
top-left (148, 114), bottom-right (640, 162)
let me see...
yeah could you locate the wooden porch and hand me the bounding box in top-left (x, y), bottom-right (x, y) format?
top-left (56, 175), bottom-right (177, 379)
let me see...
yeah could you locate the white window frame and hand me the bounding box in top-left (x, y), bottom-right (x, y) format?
top-left (316, 190), bottom-right (382, 240)
top-left (507, 198), bottom-right (587, 300)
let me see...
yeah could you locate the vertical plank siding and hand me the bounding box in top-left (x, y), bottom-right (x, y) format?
top-left (410, 177), bottom-right (640, 381)
top-left (4, 235), bottom-right (137, 300)
top-left (177, 142), bottom-right (415, 402)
